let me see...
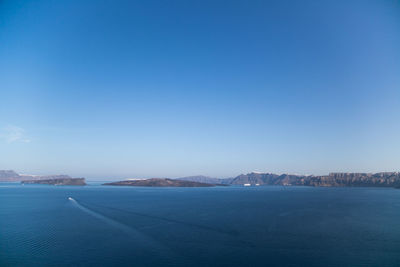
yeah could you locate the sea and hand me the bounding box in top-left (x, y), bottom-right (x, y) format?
top-left (1, 183), bottom-right (400, 267)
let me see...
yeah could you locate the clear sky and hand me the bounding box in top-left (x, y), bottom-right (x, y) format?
top-left (1, 0), bottom-right (399, 179)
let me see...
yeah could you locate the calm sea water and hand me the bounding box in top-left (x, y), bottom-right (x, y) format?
top-left (1, 184), bottom-right (400, 266)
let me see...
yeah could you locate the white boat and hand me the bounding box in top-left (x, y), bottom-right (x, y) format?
top-left (68, 197), bottom-right (73, 200)
top-left (244, 183), bottom-right (251, 186)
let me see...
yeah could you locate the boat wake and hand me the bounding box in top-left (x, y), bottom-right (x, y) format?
top-left (68, 197), bottom-right (137, 235)
top-left (67, 197), bottom-right (176, 258)
top-left (87, 202), bottom-right (239, 237)
top-left (79, 200), bottom-right (259, 248)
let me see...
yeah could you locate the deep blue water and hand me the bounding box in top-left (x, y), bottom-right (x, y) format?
top-left (1, 184), bottom-right (400, 267)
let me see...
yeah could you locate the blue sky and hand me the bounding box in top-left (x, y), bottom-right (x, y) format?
top-left (1, 0), bottom-right (399, 179)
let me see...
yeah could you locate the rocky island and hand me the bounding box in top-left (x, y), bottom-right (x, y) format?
top-left (21, 178), bottom-right (86, 186)
top-left (0, 170), bottom-right (76, 182)
top-left (103, 178), bottom-right (225, 187)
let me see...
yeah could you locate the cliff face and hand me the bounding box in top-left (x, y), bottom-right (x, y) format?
top-left (21, 178), bottom-right (86, 186)
top-left (104, 178), bottom-right (223, 187)
top-left (230, 172), bottom-right (400, 188)
top-left (305, 172), bottom-right (400, 187)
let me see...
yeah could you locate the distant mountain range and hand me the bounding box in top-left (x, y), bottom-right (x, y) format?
top-left (3, 170), bottom-right (400, 188)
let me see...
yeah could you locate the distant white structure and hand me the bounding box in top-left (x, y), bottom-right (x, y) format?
top-left (244, 183), bottom-right (251, 186)
top-left (255, 184), bottom-right (260, 186)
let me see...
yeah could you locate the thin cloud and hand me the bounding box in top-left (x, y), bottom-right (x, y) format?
top-left (0, 125), bottom-right (31, 143)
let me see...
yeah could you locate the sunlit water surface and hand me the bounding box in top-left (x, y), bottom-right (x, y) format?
top-left (1, 183), bottom-right (400, 266)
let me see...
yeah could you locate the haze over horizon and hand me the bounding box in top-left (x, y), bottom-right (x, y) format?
top-left (1, 0), bottom-right (400, 179)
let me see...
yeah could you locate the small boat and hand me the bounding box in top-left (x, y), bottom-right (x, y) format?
top-left (244, 183), bottom-right (251, 186)
top-left (68, 197), bottom-right (73, 200)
